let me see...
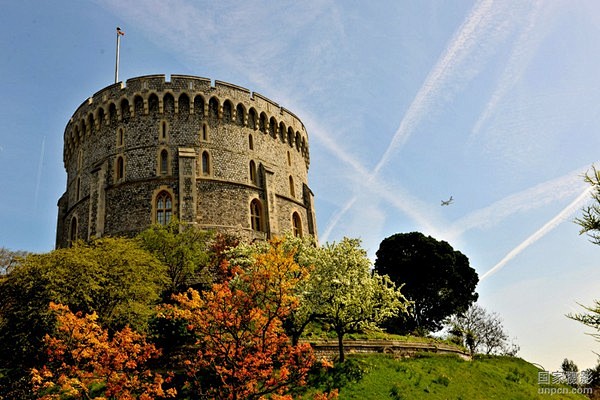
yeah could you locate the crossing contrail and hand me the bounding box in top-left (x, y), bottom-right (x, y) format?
top-left (480, 186), bottom-right (593, 282)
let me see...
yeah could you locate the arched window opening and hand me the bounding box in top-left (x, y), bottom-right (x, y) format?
top-left (295, 133), bottom-right (301, 151)
top-left (289, 176), bottom-right (295, 198)
top-left (69, 217), bottom-right (78, 246)
top-left (160, 121), bottom-right (168, 140)
top-left (249, 160), bottom-right (257, 185)
top-left (179, 93), bottom-right (190, 115)
top-left (109, 103), bottom-right (118, 124)
top-left (223, 100), bottom-right (232, 122)
top-left (156, 191), bottom-right (173, 225)
top-left (287, 128), bottom-right (293, 147)
top-left (292, 212), bottom-right (302, 237)
top-left (117, 128), bottom-right (124, 147)
top-left (134, 95), bottom-right (144, 116)
top-left (250, 199), bottom-right (262, 232)
top-left (160, 149), bottom-right (169, 175)
top-left (76, 177), bottom-right (81, 201)
top-left (163, 93), bottom-right (175, 115)
top-left (248, 108), bottom-right (257, 129)
top-left (279, 122), bottom-right (286, 142)
top-left (97, 108), bottom-right (105, 127)
top-left (116, 156), bottom-right (124, 181)
top-left (120, 99), bottom-right (130, 120)
top-left (88, 114), bottom-right (95, 134)
top-left (194, 95), bottom-right (205, 119)
top-left (148, 94), bottom-right (159, 115)
top-left (236, 104), bottom-right (245, 125)
top-left (259, 113), bottom-right (267, 133)
top-left (208, 97), bottom-right (219, 119)
top-left (202, 151), bottom-right (210, 176)
top-left (269, 117), bottom-right (277, 139)
top-left (249, 134), bottom-right (254, 150)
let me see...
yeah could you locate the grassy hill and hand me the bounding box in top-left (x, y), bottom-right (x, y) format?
top-left (313, 353), bottom-right (591, 400)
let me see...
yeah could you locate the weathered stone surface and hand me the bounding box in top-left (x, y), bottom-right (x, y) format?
top-left (56, 75), bottom-right (317, 247)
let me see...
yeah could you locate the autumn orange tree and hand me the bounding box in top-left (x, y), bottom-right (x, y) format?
top-left (160, 238), bottom-right (333, 399)
top-left (31, 302), bottom-right (175, 400)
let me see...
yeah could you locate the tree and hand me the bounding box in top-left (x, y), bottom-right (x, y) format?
top-left (575, 166), bottom-right (600, 244)
top-left (374, 232), bottom-right (479, 334)
top-left (0, 247), bottom-right (28, 276)
top-left (31, 302), bottom-right (175, 399)
top-left (567, 300), bottom-right (600, 342)
top-left (316, 238), bottom-right (408, 362)
top-left (446, 304), bottom-right (517, 356)
top-left (137, 219), bottom-right (213, 294)
top-left (160, 238), bottom-right (329, 399)
top-left (0, 237), bottom-right (168, 381)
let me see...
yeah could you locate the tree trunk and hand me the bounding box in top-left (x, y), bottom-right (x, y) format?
top-left (337, 329), bottom-right (345, 363)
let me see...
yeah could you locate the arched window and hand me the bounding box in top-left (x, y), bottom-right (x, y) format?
top-left (249, 134), bottom-right (254, 150)
top-left (160, 149), bottom-right (169, 175)
top-left (179, 93), bottom-right (190, 115)
top-left (208, 97), bottom-right (219, 119)
top-left (236, 104), bottom-right (245, 125)
top-left (163, 93), bottom-right (175, 115)
top-left (223, 100), bottom-right (232, 122)
top-left (194, 95), bottom-right (205, 118)
top-left (289, 176), bottom-right (295, 198)
top-left (279, 122), bottom-right (286, 142)
top-left (69, 217), bottom-right (78, 246)
top-left (249, 160), bottom-right (257, 184)
top-left (202, 151), bottom-right (210, 176)
top-left (250, 199), bottom-right (262, 232)
top-left (120, 99), bottom-right (130, 120)
top-left (156, 191), bottom-right (173, 225)
top-left (117, 128), bottom-right (124, 147)
top-left (292, 212), bottom-right (302, 237)
top-left (76, 177), bottom-right (81, 200)
top-left (248, 108), bottom-right (257, 129)
top-left (269, 117), bottom-right (277, 139)
top-left (116, 156), bottom-right (124, 181)
top-left (160, 121), bottom-right (168, 140)
top-left (148, 94), bottom-right (159, 115)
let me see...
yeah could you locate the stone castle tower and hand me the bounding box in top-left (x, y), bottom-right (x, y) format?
top-left (56, 74), bottom-right (317, 248)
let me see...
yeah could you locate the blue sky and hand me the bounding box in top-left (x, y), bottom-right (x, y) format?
top-left (2, 0), bottom-right (600, 371)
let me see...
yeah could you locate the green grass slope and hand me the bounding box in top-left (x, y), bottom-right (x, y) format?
top-left (333, 354), bottom-right (591, 400)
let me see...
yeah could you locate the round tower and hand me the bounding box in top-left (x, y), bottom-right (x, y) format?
top-left (56, 74), bottom-right (317, 248)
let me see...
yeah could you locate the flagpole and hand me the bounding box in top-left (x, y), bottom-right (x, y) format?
top-left (115, 27), bottom-right (123, 83)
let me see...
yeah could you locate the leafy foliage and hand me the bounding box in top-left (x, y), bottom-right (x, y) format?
top-left (316, 238), bottom-right (408, 362)
top-left (137, 219), bottom-right (213, 294)
top-left (159, 238), bottom-right (332, 399)
top-left (575, 166), bottom-right (600, 244)
top-left (374, 232), bottom-right (479, 334)
top-left (31, 303), bottom-right (175, 399)
top-left (0, 237), bottom-right (168, 377)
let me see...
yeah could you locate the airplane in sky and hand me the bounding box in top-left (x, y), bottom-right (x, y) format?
top-left (441, 196), bottom-right (454, 206)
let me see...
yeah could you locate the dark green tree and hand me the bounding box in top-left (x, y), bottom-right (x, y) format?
top-left (374, 232), bottom-right (478, 334)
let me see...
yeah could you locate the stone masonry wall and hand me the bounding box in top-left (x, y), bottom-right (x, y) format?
top-left (56, 74), bottom-right (316, 247)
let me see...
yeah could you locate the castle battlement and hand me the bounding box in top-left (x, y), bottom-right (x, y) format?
top-left (64, 75), bottom-right (308, 167)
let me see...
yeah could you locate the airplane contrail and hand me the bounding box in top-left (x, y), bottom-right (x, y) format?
top-left (322, 0), bottom-right (513, 240)
top-left (480, 186), bottom-right (593, 282)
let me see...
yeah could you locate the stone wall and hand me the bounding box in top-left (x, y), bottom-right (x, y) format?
top-left (56, 74), bottom-right (317, 247)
